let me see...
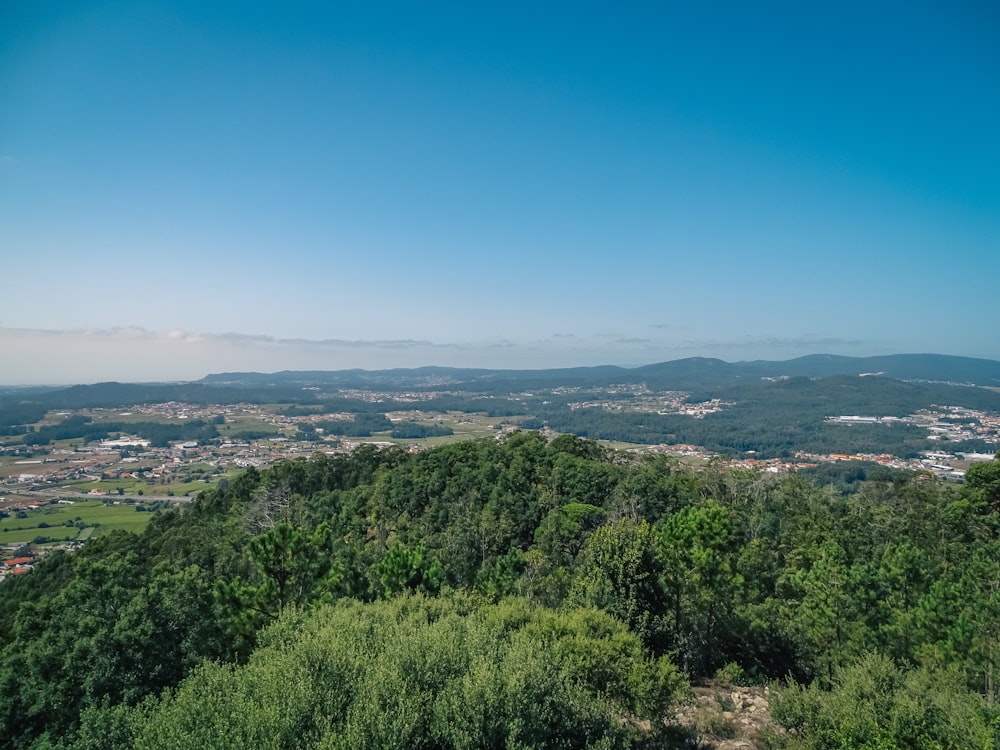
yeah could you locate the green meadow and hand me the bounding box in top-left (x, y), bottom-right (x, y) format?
top-left (0, 499), bottom-right (155, 543)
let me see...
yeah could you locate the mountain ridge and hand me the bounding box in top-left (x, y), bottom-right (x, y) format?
top-left (2, 353), bottom-right (998, 411)
top-left (201, 353), bottom-right (1000, 390)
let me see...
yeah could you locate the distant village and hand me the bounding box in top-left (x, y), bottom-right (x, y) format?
top-left (3, 396), bottom-right (998, 497)
top-left (2, 394), bottom-right (997, 574)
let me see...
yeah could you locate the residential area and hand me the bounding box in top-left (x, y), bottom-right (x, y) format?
top-left (2, 384), bottom-right (997, 573)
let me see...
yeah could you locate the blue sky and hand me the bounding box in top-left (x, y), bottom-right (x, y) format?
top-left (2, 1), bottom-right (998, 383)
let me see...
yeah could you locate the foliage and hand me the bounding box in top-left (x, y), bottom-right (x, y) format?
top-left (103, 596), bottom-right (683, 750)
top-left (315, 413), bottom-right (392, 437)
top-left (0, 537), bottom-right (229, 749)
top-left (0, 439), bottom-right (997, 749)
top-left (376, 541), bottom-right (443, 597)
top-left (21, 416), bottom-right (218, 447)
top-left (657, 500), bottom-right (742, 674)
top-left (571, 518), bottom-right (664, 648)
top-left (390, 421), bottom-right (455, 439)
top-left (215, 522), bottom-right (344, 641)
top-left (770, 653), bottom-right (1000, 749)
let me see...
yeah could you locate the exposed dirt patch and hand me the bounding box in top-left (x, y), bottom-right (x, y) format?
top-left (674, 682), bottom-right (780, 749)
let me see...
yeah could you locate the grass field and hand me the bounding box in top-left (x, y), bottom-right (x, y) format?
top-left (368, 412), bottom-right (502, 448)
top-left (65, 478), bottom-right (213, 496)
top-left (422, 417), bottom-right (499, 446)
top-left (0, 499), bottom-right (155, 543)
top-left (90, 412), bottom-right (193, 425)
top-left (64, 478), bottom-right (148, 494)
top-left (217, 416), bottom-right (280, 436)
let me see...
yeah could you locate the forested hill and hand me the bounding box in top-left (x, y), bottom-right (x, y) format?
top-left (635, 352), bottom-right (1000, 388)
top-left (3, 354), bottom-right (999, 460)
top-left (3, 355), bottom-right (998, 406)
top-left (540, 373), bottom-right (1000, 458)
top-left (2, 434), bottom-right (999, 748)
top-left (199, 352), bottom-right (1000, 390)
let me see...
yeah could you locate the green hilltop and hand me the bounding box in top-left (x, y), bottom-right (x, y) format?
top-left (1, 434), bottom-right (999, 748)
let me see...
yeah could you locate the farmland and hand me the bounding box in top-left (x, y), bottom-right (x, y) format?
top-left (0, 499), bottom-right (156, 544)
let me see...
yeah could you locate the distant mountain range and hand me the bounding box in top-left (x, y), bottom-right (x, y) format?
top-left (2, 354), bottom-right (999, 411)
top-left (199, 353), bottom-right (1000, 391)
top-left (3, 354), bottom-right (999, 459)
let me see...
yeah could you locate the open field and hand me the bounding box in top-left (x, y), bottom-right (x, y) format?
top-left (65, 478), bottom-right (213, 496)
top-left (0, 499), bottom-right (154, 542)
top-left (0, 456), bottom-right (52, 480)
top-left (217, 417), bottom-right (281, 437)
top-left (64, 478), bottom-right (147, 494)
top-left (338, 413), bottom-right (502, 449)
top-left (89, 411), bottom-right (196, 425)
top-left (412, 414), bottom-right (500, 446)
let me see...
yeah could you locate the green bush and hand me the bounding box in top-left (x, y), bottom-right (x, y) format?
top-left (714, 662), bottom-right (751, 687)
top-left (770, 653), bottom-right (1000, 749)
top-left (115, 595), bottom-right (685, 749)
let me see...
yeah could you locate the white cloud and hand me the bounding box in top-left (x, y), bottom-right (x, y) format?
top-left (0, 326), bottom-right (893, 385)
top-left (676, 334), bottom-right (869, 353)
top-left (0, 326), bottom-right (629, 384)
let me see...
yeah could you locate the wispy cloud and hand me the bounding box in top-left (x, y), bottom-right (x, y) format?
top-left (9, 327), bottom-right (450, 350)
top-left (0, 326), bottom-right (596, 383)
top-left (0, 326), bottom-right (885, 385)
top-left (649, 323), bottom-right (692, 331)
top-left (210, 332), bottom-right (449, 350)
top-left (303, 338), bottom-right (445, 350)
top-left (679, 335), bottom-right (867, 351)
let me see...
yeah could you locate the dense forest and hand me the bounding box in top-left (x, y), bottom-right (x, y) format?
top-left (1, 433), bottom-right (999, 748)
top-left (4, 355), bottom-right (1000, 460)
top-left (532, 375), bottom-right (1000, 458)
top-left (17, 416), bottom-right (221, 448)
top-left (6, 381), bottom-right (999, 459)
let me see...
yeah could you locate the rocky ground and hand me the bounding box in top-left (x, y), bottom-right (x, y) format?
top-left (674, 682), bottom-right (780, 749)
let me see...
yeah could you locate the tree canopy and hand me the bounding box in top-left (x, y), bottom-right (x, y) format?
top-left (1, 435), bottom-right (998, 748)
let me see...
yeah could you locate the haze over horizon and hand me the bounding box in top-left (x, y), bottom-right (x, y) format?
top-left (3, 2), bottom-right (998, 384)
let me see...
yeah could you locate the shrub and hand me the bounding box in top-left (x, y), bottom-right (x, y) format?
top-left (127, 596), bottom-right (686, 749)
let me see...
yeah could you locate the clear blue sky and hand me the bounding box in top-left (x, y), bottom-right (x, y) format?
top-left (2, 1), bottom-right (998, 383)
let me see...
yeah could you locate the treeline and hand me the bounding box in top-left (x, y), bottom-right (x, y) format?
top-left (685, 374), bottom-right (1000, 415)
top-left (314, 413), bottom-right (393, 437)
top-left (533, 375), bottom-right (1000, 458)
top-left (19, 416), bottom-right (219, 448)
top-left (0, 403), bottom-right (48, 431)
top-left (7, 372), bottom-right (999, 460)
top-left (540, 406), bottom-right (937, 457)
top-left (1, 435), bottom-right (999, 748)
top-left (2, 382), bottom-right (531, 422)
top-left (389, 421), bottom-right (454, 439)
top-left (8, 382), bottom-right (325, 410)
top-left (798, 459), bottom-right (912, 494)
